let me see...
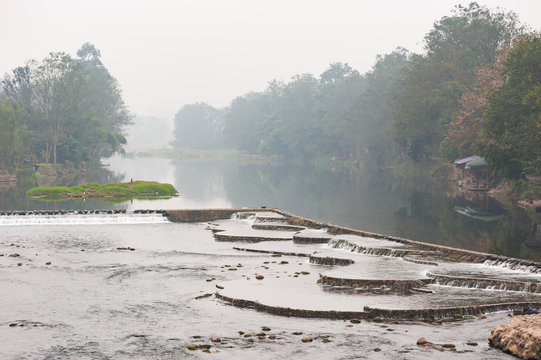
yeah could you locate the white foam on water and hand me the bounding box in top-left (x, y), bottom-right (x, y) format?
top-left (482, 259), bottom-right (541, 274)
top-left (0, 213), bottom-right (170, 226)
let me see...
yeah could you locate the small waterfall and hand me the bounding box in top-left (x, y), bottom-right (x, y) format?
top-left (427, 272), bottom-right (541, 293)
top-left (0, 212), bottom-right (169, 226)
top-left (483, 259), bottom-right (541, 274)
top-left (328, 239), bottom-right (432, 257)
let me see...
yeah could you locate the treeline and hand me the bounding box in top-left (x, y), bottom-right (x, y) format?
top-left (173, 3), bottom-right (540, 179)
top-left (0, 43), bottom-right (131, 169)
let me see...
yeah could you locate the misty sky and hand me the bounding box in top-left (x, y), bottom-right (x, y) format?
top-left (1, 0), bottom-right (540, 119)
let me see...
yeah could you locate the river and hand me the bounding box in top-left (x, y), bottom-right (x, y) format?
top-left (1, 156), bottom-right (540, 359)
top-left (1, 156), bottom-right (540, 261)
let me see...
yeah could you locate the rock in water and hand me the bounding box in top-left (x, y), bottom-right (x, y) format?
top-left (489, 314), bottom-right (541, 359)
top-left (416, 337), bottom-right (433, 347)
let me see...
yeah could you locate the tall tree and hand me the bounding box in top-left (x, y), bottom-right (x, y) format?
top-left (1, 43), bottom-right (131, 165)
top-left (0, 101), bottom-right (31, 169)
top-left (444, 48), bottom-right (507, 159)
top-left (477, 33), bottom-right (541, 178)
top-left (392, 2), bottom-right (524, 161)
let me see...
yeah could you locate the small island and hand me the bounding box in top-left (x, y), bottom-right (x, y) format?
top-left (26, 181), bottom-right (178, 201)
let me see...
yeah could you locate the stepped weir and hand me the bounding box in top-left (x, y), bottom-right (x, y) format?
top-left (163, 208), bottom-right (541, 321)
top-left (2, 207), bottom-right (541, 322)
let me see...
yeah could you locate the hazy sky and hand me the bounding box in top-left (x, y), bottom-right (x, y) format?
top-left (1, 0), bottom-right (540, 119)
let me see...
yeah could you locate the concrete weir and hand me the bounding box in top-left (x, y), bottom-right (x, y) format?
top-left (161, 208), bottom-right (541, 321)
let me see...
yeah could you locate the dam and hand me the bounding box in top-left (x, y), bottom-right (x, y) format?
top-left (1, 208), bottom-right (539, 358)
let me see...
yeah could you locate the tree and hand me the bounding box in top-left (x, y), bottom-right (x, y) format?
top-left (445, 49), bottom-right (506, 158)
top-left (477, 33), bottom-right (541, 178)
top-left (392, 3), bottom-right (524, 161)
top-left (1, 43), bottom-right (131, 165)
top-left (172, 103), bottom-right (224, 149)
top-left (0, 101), bottom-right (31, 169)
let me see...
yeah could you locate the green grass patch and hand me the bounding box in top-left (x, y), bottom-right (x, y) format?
top-left (26, 181), bottom-right (178, 202)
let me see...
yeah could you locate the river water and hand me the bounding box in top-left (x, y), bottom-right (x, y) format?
top-left (0, 212), bottom-right (533, 359)
top-left (1, 156), bottom-right (540, 261)
top-left (1, 156), bottom-right (540, 359)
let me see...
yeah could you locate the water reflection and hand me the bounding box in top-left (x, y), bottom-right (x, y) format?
top-left (1, 156), bottom-right (540, 261)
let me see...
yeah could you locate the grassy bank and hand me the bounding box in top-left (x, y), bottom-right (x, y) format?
top-left (26, 181), bottom-right (178, 201)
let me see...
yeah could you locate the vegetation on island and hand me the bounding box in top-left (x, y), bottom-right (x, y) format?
top-left (26, 181), bottom-right (178, 201)
top-left (171, 3), bottom-right (540, 201)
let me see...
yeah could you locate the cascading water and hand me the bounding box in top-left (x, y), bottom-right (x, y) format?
top-left (0, 212), bottom-right (169, 226)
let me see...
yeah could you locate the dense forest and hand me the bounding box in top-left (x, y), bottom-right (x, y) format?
top-left (172, 3), bottom-right (540, 180)
top-left (0, 43), bottom-right (131, 169)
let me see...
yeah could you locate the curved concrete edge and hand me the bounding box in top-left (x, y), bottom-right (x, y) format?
top-left (365, 302), bottom-right (541, 321)
top-left (426, 272), bottom-right (541, 293)
top-left (319, 274), bottom-right (430, 289)
top-left (309, 255), bottom-right (355, 266)
top-left (216, 291), bottom-right (541, 321)
top-left (214, 233), bottom-right (292, 243)
top-left (403, 256), bottom-right (439, 266)
top-left (293, 236), bottom-right (331, 244)
top-left (252, 223), bottom-right (305, 231)
top-left (215, 292), bottom-right (367, 319)
top-left (232, 247), bottom-right (311, 257)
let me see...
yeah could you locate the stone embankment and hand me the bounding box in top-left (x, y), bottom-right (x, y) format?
top-left (489, 314), bottom-right (541, 359)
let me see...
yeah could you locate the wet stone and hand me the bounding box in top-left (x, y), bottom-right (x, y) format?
top-left (350, 318), bottom-right (361, 324)
top-left (187, 344), bottom-right (197, 350)
top-left (268, 335), bottom-right (276, 340)
top-left (255, 275), bottom-right (264, 280)
top-left (417, 337), bottom-right (433, 346)
top-left (466, 341), bottom-right (478, 346)
top-left (211, 337), bottom-right (221, 343)
top-left (301, 337), bottom-right (313, 343)
top-left (442, 343), bottom-right (455, 348)
top-left (373, 348), bottom-right (381, 352)
top-left (261, 326), bottom-right (271, 331)
top-left (292, 331), bottom-right (303, 335)
top-left (195, 293), bottom-right (212, 300)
